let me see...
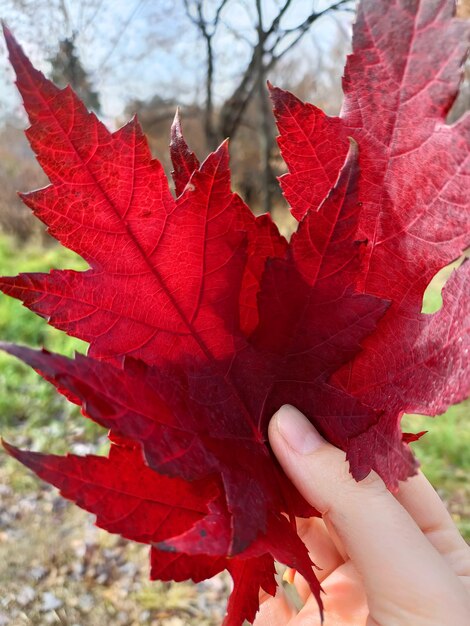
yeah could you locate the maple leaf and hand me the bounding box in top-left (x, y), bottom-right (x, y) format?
top-left (270, 0), bottom-right (470, 485)
top-left (0, 0), bottom-right (469, 623)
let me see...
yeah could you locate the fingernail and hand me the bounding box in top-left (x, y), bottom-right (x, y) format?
top-left (275, 405), bottom-right (325, 454)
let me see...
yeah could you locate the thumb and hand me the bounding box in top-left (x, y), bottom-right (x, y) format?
top-left (269, 405), bottom-right (470, 624)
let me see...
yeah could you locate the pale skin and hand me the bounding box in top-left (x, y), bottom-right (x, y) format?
top-left (254, 405), bottom-right (470, 626)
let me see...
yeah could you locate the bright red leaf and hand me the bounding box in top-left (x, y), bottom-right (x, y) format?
top-left (1, 0), bottom-right (469, 623)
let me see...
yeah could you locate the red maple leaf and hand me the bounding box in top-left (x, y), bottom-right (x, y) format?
top-left (270, 0), bottom-right (470, 484)
top-left (0, 0), bottom-right (469, 623)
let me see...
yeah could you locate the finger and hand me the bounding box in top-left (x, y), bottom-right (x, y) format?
top-left (255, 588), bottom-right (295, 625)
top-left (290, 517), bottom-right (344, 604)
top-left (291, 561), bottom-right (367, 626)
top-left (259, 518), bottom-right (344, 619)
top-left (321, 515), bottom-right (348, 562)
top-left (396, 471), bottom-right (470, 578)
top-left (321, 560), bottom-right (368, 623)
top-left (296, 517), bottom-right (344, 581)
top-left (269, 405), bottom-right (470, 619)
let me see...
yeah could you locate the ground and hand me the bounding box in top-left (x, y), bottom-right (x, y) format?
top-left (0, 453), bottom-right (231, 625)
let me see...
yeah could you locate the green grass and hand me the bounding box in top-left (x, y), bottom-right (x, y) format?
top-left (0, 236), bottom-right (86, 346)
top-left (403, 402), bottom-right (470, 540)
top-left (403, 403), bottom-right (470, 483)
top-left (0, 235), bottom-right (101, 451)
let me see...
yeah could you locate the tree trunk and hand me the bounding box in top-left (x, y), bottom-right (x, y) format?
top-left (203, 32), bottom-right (219, 151)
top-left (256, 0), bottom-right (275, 213)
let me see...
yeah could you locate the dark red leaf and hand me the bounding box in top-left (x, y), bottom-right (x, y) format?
top-left (402, 431), bottom-right (428, 444)
top-left (224, 556), bottom-right (277, 626)
top-left (271, 0), bottom-right (470, 486)
top-left (170, 109), bottom-right (200, 196)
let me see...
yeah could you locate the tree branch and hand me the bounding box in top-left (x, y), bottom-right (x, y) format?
top-left (219, 0), bottom-right (353, 139)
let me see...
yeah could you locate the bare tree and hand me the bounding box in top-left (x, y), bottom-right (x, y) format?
top-left (1, 0), bottom-right (354, 216)
top-left (185, 0), bottom-right (352, 142)
top-left (255, 0), bottom-right (276, 213)
top-left (184, 0), bottom-right (354, 210)
top-left (0, 0), bottom-right (177, 121)
top-left (183, 0), bottom-right (229, 150)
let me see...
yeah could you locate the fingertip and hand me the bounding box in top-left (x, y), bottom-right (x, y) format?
top-left (270, 405), bottom-right (325, 455)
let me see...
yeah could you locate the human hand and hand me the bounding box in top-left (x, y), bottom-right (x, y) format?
top-left (255, 405), bottom-right (470, 626)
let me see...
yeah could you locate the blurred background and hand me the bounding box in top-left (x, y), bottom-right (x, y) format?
top-left (0, 1), bottom-right (468, 624)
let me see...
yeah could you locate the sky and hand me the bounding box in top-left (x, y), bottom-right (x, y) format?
top-left (0, 0), bottom-right (353, 126)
